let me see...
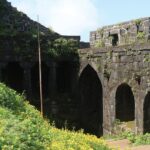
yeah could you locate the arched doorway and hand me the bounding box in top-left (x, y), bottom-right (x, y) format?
top-left (2, 62), bottom-right (23, 92)
top-left (144, 92), bottom-right (150, 133)
top-left (31, 62), bottom-right (49, 100)
top-left (79, 65), bottom-right (103, 136)
top-left (115, 83), bottom-right (135, 122)
top-left (56, 61), bottom-right (73, 93)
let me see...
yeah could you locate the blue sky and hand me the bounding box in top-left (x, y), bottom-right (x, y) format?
top-left (8, 0), bottom-right (150, 42)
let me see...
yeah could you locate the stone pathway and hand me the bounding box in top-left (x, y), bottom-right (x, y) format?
top-left (107, 139), bottom-right (150, 150)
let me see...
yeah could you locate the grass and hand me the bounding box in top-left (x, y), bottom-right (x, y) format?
top-left (104, 120), bottom-right (150, 146)
top-left (0, 83), bottom-right (113, 150)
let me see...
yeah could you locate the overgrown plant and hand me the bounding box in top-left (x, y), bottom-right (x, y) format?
top-left (94, 40), bottom-right (105, 48)
top-left (0, 83), bottom-right (113, 150)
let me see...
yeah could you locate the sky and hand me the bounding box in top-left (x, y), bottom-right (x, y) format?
top-left (7, 0), bottom-right (150, 42)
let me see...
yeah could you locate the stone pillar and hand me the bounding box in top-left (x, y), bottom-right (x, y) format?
top-left (0, 62), bottom-right (7, 82)
top-left (20, 63), bottom-right (32, 99)
top-left (47, 62), bottom-right (57, 97)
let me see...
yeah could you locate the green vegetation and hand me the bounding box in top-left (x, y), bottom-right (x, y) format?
top-left (121, 131), bottom-right (150, 145)
top-left (104, 119), bottom-right (150, 145)
top-left (94, 40), bottom-right (105, 48)
top-left (143, 53), bottom-right (150, 62)
top-left (97, 28), bottom-right (104, 38)
top-left (134, 19), bottom-right (141, 26)
top-left (0, 83), bottom-right (112, 150)
top-left (136, 31), bottom-right (145, 40)
top-left (47, 38), bottom-right (79, 57)
top-left (0, 0), bottom-right (79, 59)
top-left (94, 28), bottom-right (105, 48)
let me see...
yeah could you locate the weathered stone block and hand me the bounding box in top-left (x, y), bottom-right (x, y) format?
top-left (143, 20), bottom-right (150, 27)
top-left (133, 62), bottom-right (139, 71)
top-left (120, 55), bottom-right (134, 63)
top-left (110, 29), bottom-right (120, 35)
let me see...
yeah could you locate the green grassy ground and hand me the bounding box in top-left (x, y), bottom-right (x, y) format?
top-left (0, 83), bottom-right (113, 150)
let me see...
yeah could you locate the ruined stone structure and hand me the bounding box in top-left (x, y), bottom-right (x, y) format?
top-left (79, 18), bottom-right (150, 135)
top-left (77, 18), bottom-right (150, 136)
top-left (0, 0), bottom-right (150, 137)
top-left (90, 17), bottom-right (150, 47)
top-left (78, 44), bottom-right (150, 136)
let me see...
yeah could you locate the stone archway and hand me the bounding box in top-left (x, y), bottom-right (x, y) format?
top-left (115, 83), bottom-right (135, 122)
top-left (31, 62), bottom-right (49, 99)
top-left (79, 64), bottom-right (103, 136)
top-left (2, 62), bottom-right (23, 92)
top-left (143, 92), bottom-right (150, 133)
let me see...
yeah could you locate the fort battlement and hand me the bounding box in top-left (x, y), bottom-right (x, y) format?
top-left (90, 17), bottom-right (150, 48)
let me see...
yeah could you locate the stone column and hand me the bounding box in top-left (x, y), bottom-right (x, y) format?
top-left (0, 62), bottom-right (7, 82)
top-left (20, 62), bottom-right (32, 99)
top-left (47, 62), bottom-right (57, 97)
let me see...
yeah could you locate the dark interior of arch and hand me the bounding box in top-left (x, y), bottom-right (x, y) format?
top-left (56, 61), bottom-right (73, 93)
top-left (2, 62), bottom-right (23, 92)
top-left (116, 83), bottom-right (135, 121)
top-left (31, 62), bottom-right (49, 100)
top-left (79, 65), bottom-right (103, 137)
top-left (144, 92), bottom-right (150, 133)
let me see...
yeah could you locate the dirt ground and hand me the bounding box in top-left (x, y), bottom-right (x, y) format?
top-left (107, 139), bottom-right (150, 150)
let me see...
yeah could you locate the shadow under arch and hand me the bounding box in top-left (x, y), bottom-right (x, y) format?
top-left (79, 62), bottom-right (98, 77)
top-left (143, 91), bottom-right (150, 133)
top-left (115, 83), bottom-right (135, 122)
top-left (2, 62), bottom-right (23, 92)
top-left (31, 62), bottom-right (49, 100)
top-left (56, 61), bottom-right (74, 93)
top-left (79, 64), bottom-right (103, 137)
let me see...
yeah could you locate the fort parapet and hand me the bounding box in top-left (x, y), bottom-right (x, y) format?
top-left (90, 17), bottom-right (150, 47)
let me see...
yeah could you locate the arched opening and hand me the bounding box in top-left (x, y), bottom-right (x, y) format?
top-left (79, 65), bottom-right (103, 136)
top-left (31, 62), bottom-right (49, 100)
top-left (144, 92), bottom-right (150, 133)
top-left (116, 83), bottom-right (135, 122)
top-left (56, 61), bottom-right (73, 93)
top-left (111, 34), bottom-right (119, 46)
top-left (2, 62), bottom-right (23, 92)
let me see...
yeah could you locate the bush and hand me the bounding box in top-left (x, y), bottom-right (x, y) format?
top-left (0, 83), bottom-right (113, 150)
top-left (0, 83), bottom-right (25, 112)
top-left (131, 133), bottom-right (150, 145)
top-left (121, 131), bottom-right (136, 143)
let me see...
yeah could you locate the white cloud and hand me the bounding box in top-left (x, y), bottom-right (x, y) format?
top-left (8, 0), bottom-right (101, 41)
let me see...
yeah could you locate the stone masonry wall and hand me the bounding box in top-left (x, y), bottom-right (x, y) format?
top-left (90, 17), bottom-right (150, 48)
top-left (0, 0), bottom-right (81, 61)
top-left (78, 44), bottom-right (150, 134)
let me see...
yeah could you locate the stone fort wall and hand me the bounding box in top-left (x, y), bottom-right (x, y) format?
top-left (78, 43), bottom-right (150, 135)
top-left (90, 17), bottom-right (150, 47)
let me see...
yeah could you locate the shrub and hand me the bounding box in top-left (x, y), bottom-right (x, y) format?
top-left (131, 133), bottom-right (150, 145)
top-left (0, 83), bottom-right (25, 112)
top-left (136, 31), bottom-right (145, 40)
top-left (0, 83), bottom-right (113, 150)
top-left (94, 40), bottom-right (105, 48)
